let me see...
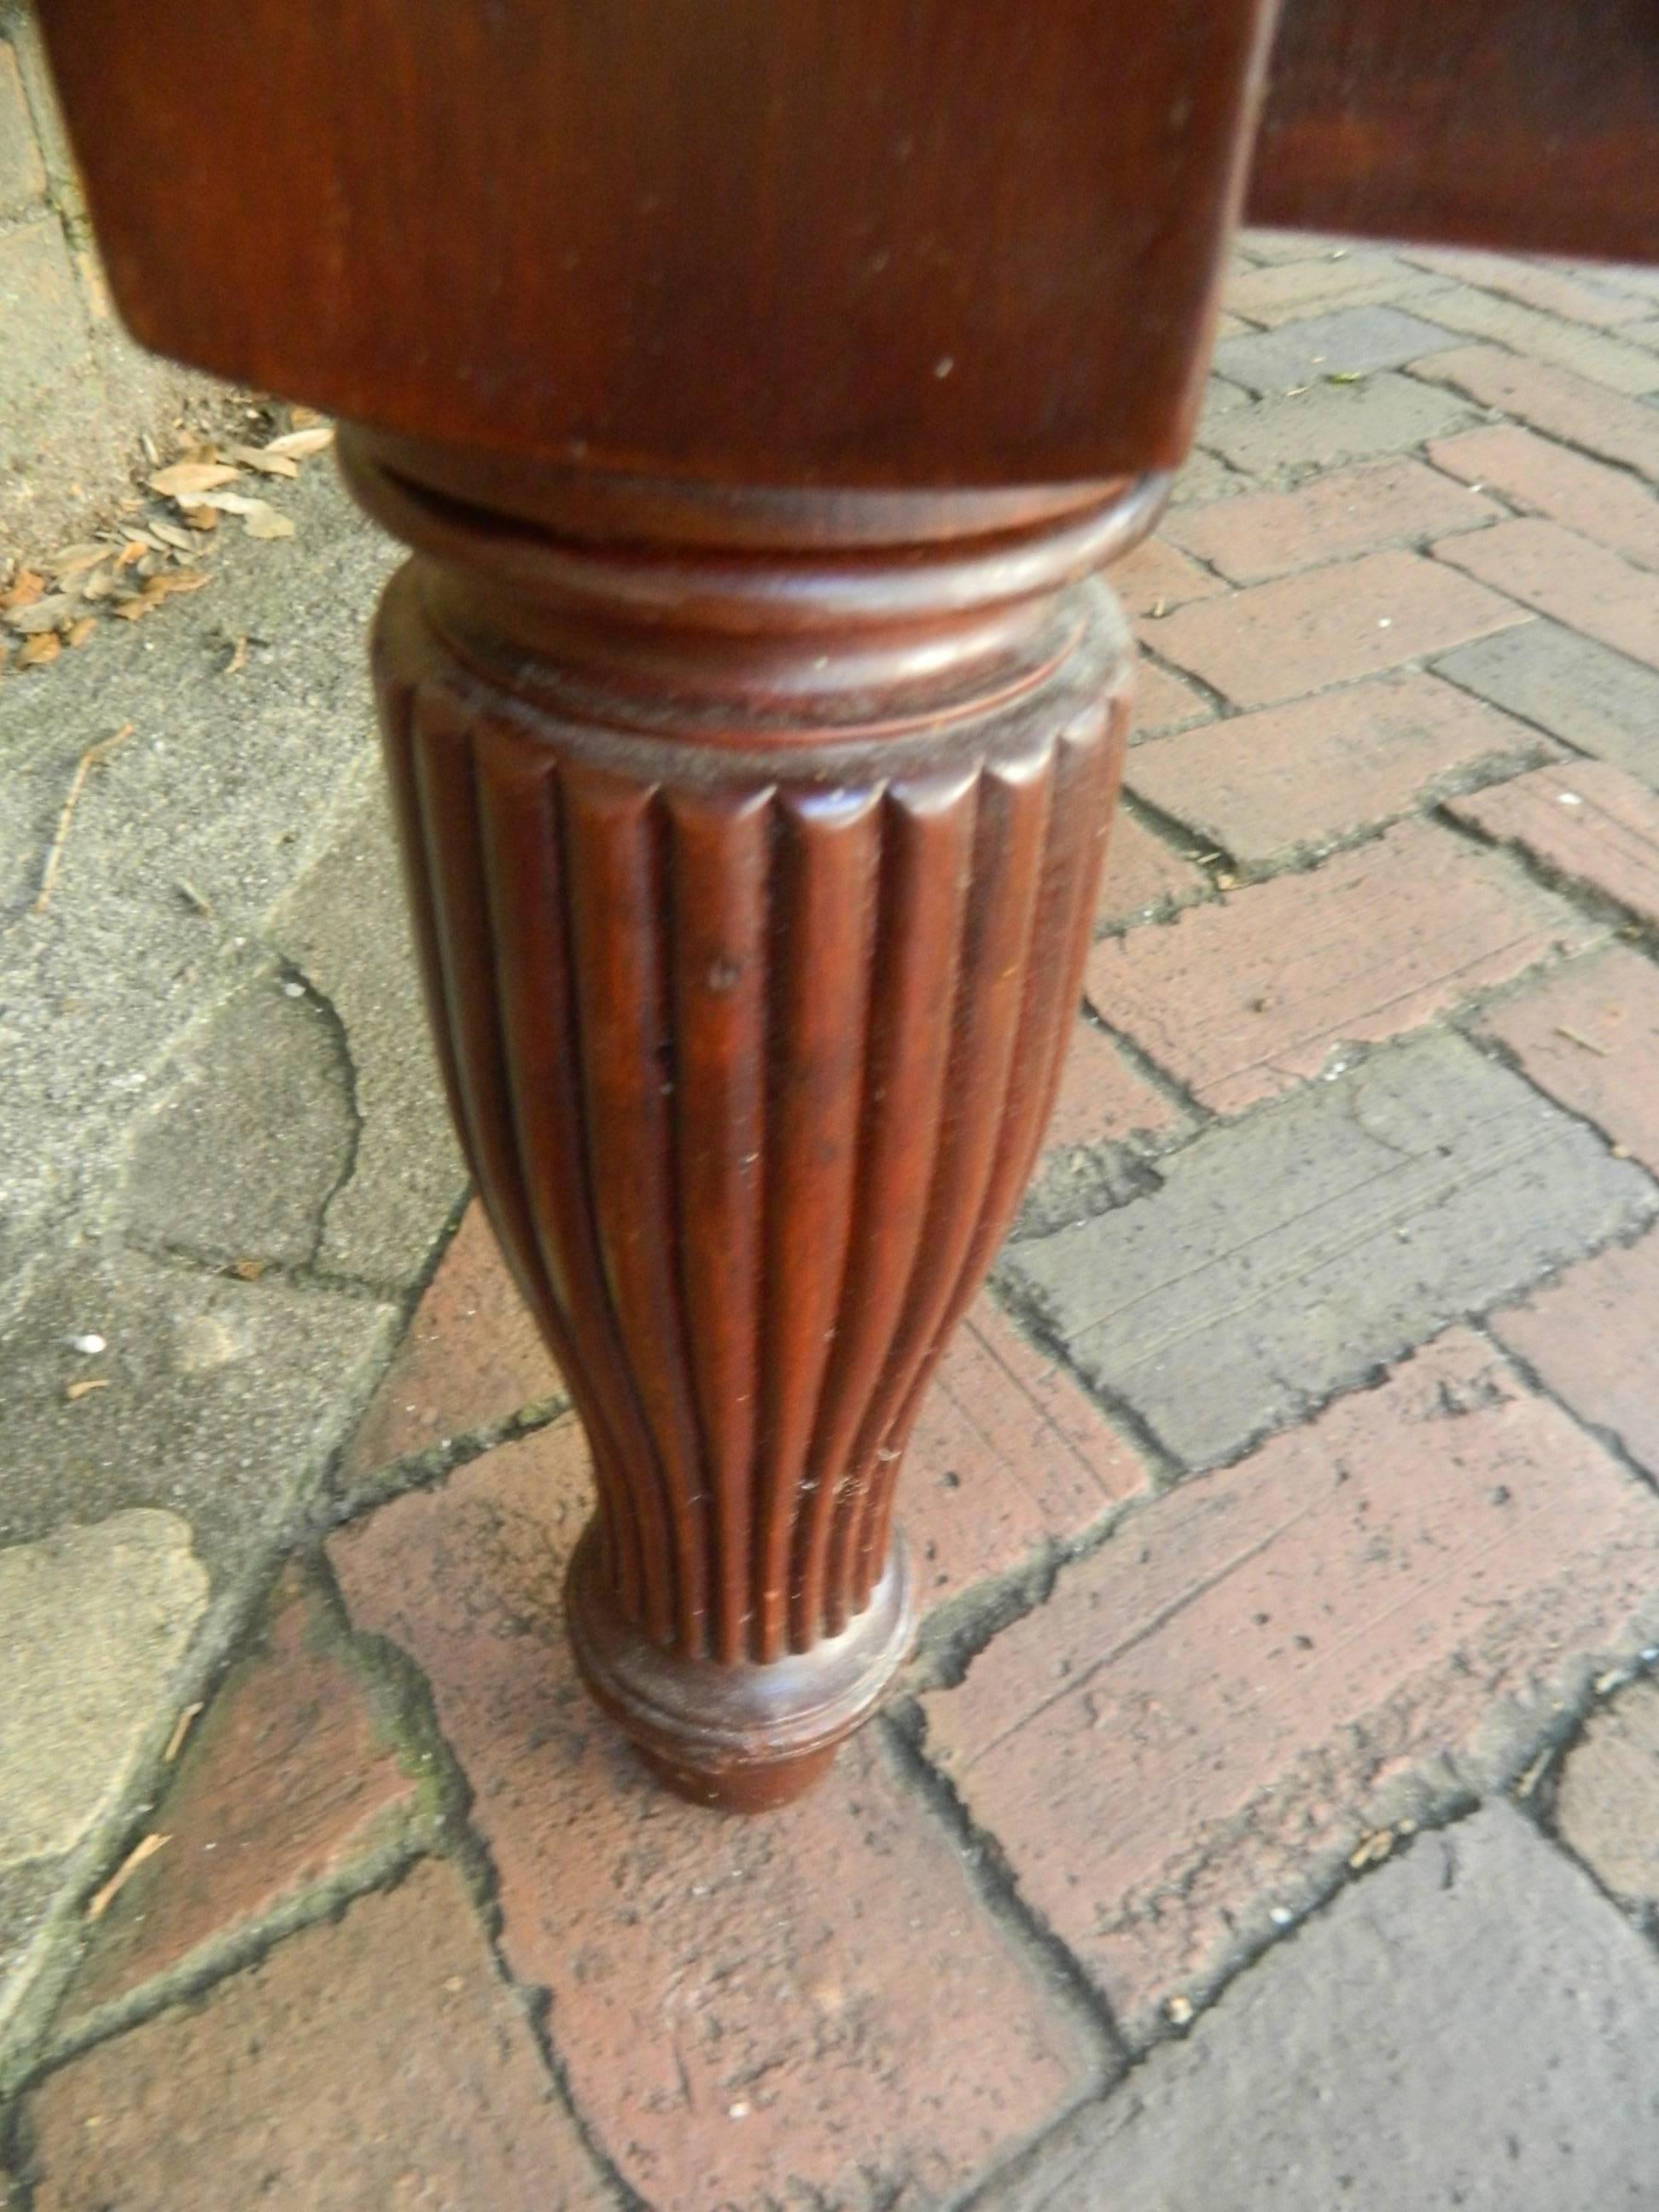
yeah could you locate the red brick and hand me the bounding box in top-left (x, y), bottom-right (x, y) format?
top-left (1414, 346), bottom-right (1659, 480)
top-left (343, 1200), bottom-right (559, 1476)
top-left (1448, 759), bottom-right (1659, 932)
top-left (1398, 247), bottom-right (1654, 330)
top-left (920, 1328), bottom-right (1659, 2034)
top-left (1115, 535), bottom-right (1226, 618)
top-left (1429, 425), bottom-right (1659, 572)
top-left (1095, 808), bottom-right (1206, 931)
top-left (1134, 655), bottom-right (1212, 735)
top-left (1406, 286), bottom-right (1659, 396)
top-left (27, 1861), bottom-right (610, 2211)
top-left (1147, 549), bottom-right (1525, 709)
top-left (1225, 251), bottom-right (1438, 327)
top-left (1162, 457), bottom-right (1499, 584)
top-left (59, 1568), bottom-right (418, 2028)
top-left (1554, 1679), bottom-right (1659, 1906)
top-left (1493, 1226), bottom-right (1659, 1484)
top-left (1478, 945), bottom-right (1659, 1174)
top-left (1086, 818), bottom-right (1593, 1115)
top-left (1044, 1016), bottom-right (1177, 1154)
top-left (905, 1299), bottom-right (1150, 1607)
top-left (1436, 517), bottom-right (1659, 667)
top-left (330, 1425), bottom-right (1098, 2211)
top-left (1126, 670), bottom-right (1546, 867)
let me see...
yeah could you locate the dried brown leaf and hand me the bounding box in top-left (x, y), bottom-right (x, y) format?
top-left (224, 633), bottom-right (248, 676)
top-left (227, 443), bottom-right (300, 478)
top-left (64, 1377), bottom-right (109, 1402)
top-left (85, 1833), bottom-right (169, 1919)
top-left (149, 459), bottom-right (241, 499)
top-left (241, 501), bottom-right (296, 540)
top-left (5, 594), bottom-right (78, 635)
top-left (149, 521), bottom-right (200, 553)
top-left (264, 425), bottom-right (335, 460)
top-left (16, 632), bottom-right (61, 667)
top-left (0, 571), bottom-right (44, 612)
top-left (65, 616), bottom-right (97, 649)
top-left (43, 543), bottom-right (111, 579)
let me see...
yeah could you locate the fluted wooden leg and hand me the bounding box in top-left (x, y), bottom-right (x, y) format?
top-left (341, 434), bottom-right (1162, 1807)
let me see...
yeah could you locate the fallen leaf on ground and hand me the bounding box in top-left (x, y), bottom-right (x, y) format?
top-left (180, 504), bottom-right (219, 532)
top-left (224, 633), bottom-right (248, 675)
top-left (149, 459), bottom-right (241, 498)
top-left (43, 543), bottom-right (111, 579)
top-left (64, 1377), bottom-right (109, 1402)
top-left (242, 500), bottom-right (295, 539)
top-left (4, 594), bottom-right (79, 635)
top-left (265, 424), bottom-right (335, 459)
top-left (16, 633), bottom-right (61, 667)
top-left (65, 617), bottom-right (97, 649)
top-left (0, 570), bottom-right (45, 611)
top-left (227, 442), bottom-right (300, 478)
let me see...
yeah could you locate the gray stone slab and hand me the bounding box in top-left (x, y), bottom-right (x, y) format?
top-left (0, 1243), bottom-right (397, 1581)
top-left (1554, 1679), bottom-right (1659, 1908)
top-left (982, 1807), bottom-right (1659, 2212)
top-left (0, 464), bottom-right (398, 1313)
top-left (1214, 305), bottom-right (1459, 397)
top-left (1435, 619), bottom-right (1659, 789)
top-left (0, 1510), bottom-right (207, 1865)
top-left (1003, 1033), bottom-right (1656, 1468)
top-left (120, 974), bottom-right (356, 1272)
top-left (270, 772), bottom-right (467, 1289)
top-left (1202, 372), bottom-right (1477, 481)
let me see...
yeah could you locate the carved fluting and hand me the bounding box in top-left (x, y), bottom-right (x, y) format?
top-left (347, 433), bottom-right (1153, 1804)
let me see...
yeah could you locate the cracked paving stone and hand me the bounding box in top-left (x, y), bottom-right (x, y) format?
top-left (981, 1808), bottom-right (1659, 2211)
top-left (119, 973), bottom-right (356, 1272)
top-left (1, 1511), bottom-right (207, 2016)
top-left (55, 1563), bottom-right (423, 2034)
top-left (0, 1243), bottom-right (399, 1580)
top-left (270, 770), bottom-right (466, 1290)
top-left (1002, 1032), bottom-right (1656, 1470)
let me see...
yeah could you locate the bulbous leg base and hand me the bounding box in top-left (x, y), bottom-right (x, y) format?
top-left (566, 1528), bottom-right (918, 1813)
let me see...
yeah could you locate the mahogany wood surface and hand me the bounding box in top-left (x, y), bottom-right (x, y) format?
top-left (35, 2), bottom-right (1659, 1802)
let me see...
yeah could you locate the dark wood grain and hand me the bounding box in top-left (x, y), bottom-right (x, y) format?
top-left (1251, 0), bottom-right (1659, 261)
top-left (349, 436), bottom-right (1152, 1802)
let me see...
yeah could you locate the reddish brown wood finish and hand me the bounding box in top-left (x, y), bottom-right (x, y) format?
top-left (345, 435), bottom-right (1154, 1802)
top-left (36, 1), bottom-right (1659, 1804)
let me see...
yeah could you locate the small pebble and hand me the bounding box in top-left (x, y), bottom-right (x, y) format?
top-left (69, 1331), bottom-right (106, 1355)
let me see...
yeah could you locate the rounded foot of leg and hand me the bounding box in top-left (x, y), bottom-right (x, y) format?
top-left (567, 1528), bottom-right (917, 1814)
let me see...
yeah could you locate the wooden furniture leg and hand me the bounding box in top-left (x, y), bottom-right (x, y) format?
top-left (341, 436), bottom-right (1162, 1803)
top-left (38, 0), bottom-right (1657, 1808)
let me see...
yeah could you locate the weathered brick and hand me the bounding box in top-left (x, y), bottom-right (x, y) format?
top-left (1044, 1018), bottom-right (1176, 1155)
top-left (1126, 671), bottom-right (1547, 867)
top-left (1435, 620), bottom-right (1659, 785)
top-left (1201, 372), bottom-right (1476, 481)
top-left (1087, 818), bottom-right (1592, 1112)
top-left (1414, 346), bottom-right (1659, 479)
top-left (1148, 549), bottom-right (1524, 707)
top-left (1095, 808), bottom-right (1206, 931)
top-left (1162, 456), bottom-right (1499, 583)
top-left (1479, 945), bottom-right (1659, 1173)
top-left (1113, 536), bottom-right (1225, 619)
top-left (1399, 246), bottom-right (1655, 329)
top-left (1410, 285), bottom-right (1659, 395)
top-left (58, 1566), bottom-right (418, 2029)
top-left (1213, 305), bottom-right (1457, 397)
top-left (1438, 518), bottom-right (1659, 668)
top-left (330, 1425), bottom-right (1099, 2211)
top-left (923, 1330), bottom-right (1659, 2037)
top-left (1132, 655), bottom-right (1211, 735)
top-left (1448, 759), bottom-right (1659, 931)
top-left (1555, 1679), bottom-right (1659, 1908)
top-left (1429, 424), bottom-right (1659, 571)
top-left (1003, 1034), bottom-right (1655, 1468)
top-left (1492, 1226), bottom-right (1659, 1484)
top-left (1224, 251), bottom-right (1441, 327)
top-left (342, 1200), bottom-right (560, 1478)
top-left (26, 1861), bottom-right (611, 2211)
top-left (981, 1808), bottom-right (1659, 2209)
top-left (904, 1298), bottom-right (1150, 1607)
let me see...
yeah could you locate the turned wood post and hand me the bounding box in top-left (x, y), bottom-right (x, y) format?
top-left (341, 439), bottom-right (1161, 1802)
top-left (46, 0), bottom-right (1654, 1809)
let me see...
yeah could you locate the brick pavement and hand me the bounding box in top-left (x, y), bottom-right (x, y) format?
top-left (9, 231), bottom-right (1659, 2207)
